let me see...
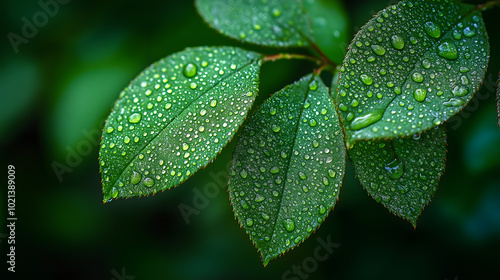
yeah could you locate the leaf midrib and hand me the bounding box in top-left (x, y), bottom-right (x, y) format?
top-left (109, 56), bottom-right (261, 190)
top-left (262, 74), bottom-right (317, 262)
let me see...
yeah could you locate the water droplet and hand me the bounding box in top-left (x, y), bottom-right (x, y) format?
top-left (328, 169), bottom-right (336, 178)
top-left (349, 109), bottom-right (385, 130)
top-left (283, 218), bottom-right (295, 232)
top-left (269, 108), bottom-right (277, 115)
top-left (129, 113), bottom-right (141, 123)
top-left (452, 86), bottom-right (469, 97)
top-left (371, 44), bottom-right (386, 56)
top-left (106, 127), bottom-right (114, 133)
top-left (424, 21), bottom-right (441, 38)
top-left (463, 26), bottom-right (476, 37)
top-left (299, 172), bottom-right (307, 180)
top-left (189, 82), bottom-right (197, 89)
top-left (246, 218), bottom-right (254, 227)
top-left (262, 213), bottom-right (270, 220)
top-left (183, 63), bottom-right (197, 78)
top-left (385, 157), bottom-right (404, 179)
top-left (391, 35), bottom-right (405, 49)
top-left (413, 88), bottom-right (426, 102)
top-left (411, 72), bottom-right (424, 83)
top-left (312, 139), bottom-right (319, 148)
top-left (460, 75), bottom-right (470, 85)
top-left (131, 172), bottom-right (141, 185)
top-left (255, 194), bottom-right (265, 203)
top-left (240, 169), bottom-right (248, 179)
top-left (452, 29), bottom-right (462, 40)
top-left (144, 177), bottom-right (155, 187)
top-left (272, 124), bottom-right (280, 132)
top-left (309, 119), bottom-right (317, 127)
top-left (110, 187), bottom-right (119, 199)
top-left (210, 100), bottom-right (217, 107)
top-left (124, 136), bottom-right (130, 144)
top-left (360, 74), bottom-right (373, 85)
top-left (182, 143), bottom-right (189, 151)
top-left (270, 167), bottom-right (280, 174)
top-left (322, 177), bottom-right (329, 186)
top-left (309, 80), bottom-right (318, 91)
top-left (319, 205), bottom-right (326, 215)
top-left (437, 39), bottom-right (458, 60)
top-left (421, 59), bottom-right (431, 69)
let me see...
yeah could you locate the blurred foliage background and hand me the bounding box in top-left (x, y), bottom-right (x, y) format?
top-left (1, 0), bottom-right (499, 279)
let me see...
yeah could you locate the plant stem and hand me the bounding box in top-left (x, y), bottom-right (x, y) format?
top-left (477, 0), bottom-right (500, 11)
top-left (262, 53), bottom-right (321, 64)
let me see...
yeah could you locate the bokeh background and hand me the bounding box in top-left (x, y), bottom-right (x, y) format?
top-left (1, 0), bottom-right (499, 279)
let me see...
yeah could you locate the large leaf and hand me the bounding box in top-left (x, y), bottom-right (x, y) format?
top-left (349, 126), bottom-right (447, 226)
top-left (336, 0), bottom-right (489, 146)
top-left (228, 74), bottom-right (345, 265)
top-left (99, 47), bottom-right (262, 202)
top-left (196, 0), bottom-right (312, 47)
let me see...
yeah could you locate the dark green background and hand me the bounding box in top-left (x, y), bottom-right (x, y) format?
top-left (1, 0), bottom-right (499, 279)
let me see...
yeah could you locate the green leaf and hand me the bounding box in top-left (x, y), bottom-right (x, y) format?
top-left (336, 0), bottom-right (489, 146)
top-left (228, 74), bottom-right (345, 265)
top-left (99, 46), bottom-right (262, 202)
top-left (196, 0), bottom-right (312, 47)
top-left (349, 126), bottom-right (447, 226)
top-left (302, 0), bottom-right (350, 64)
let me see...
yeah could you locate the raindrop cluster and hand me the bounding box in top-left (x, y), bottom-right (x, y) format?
top-left (337, 0), bottom-right (489, 144)
top-left (99, 47), bottom-right (261, 201)
top-left (228, 75), bottom-right (345, 264)
top-left (196, 0), bottom-right (311, 47)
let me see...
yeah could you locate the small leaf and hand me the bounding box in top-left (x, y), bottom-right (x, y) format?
top-left (196, 0), bottom-right (312, 47)
top-left (228, 74), bottom-right (345, 265)
top-left (196, 0), bottom-right (311, 47)
top-left (99, 47), bottom-right (262, 202)
top-left (349, 126), bottom-right (447, 227)
top-left (302, 0), bottom-right (350, 64)
top-left (336, 0), bottom-right (489, 145)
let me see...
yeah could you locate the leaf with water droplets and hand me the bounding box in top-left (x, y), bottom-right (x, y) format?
top-left (336, 0), bottom-right (489, 146)
top-left (349, 126), bottom-right (447, 227)
top-left (196, 0), bottom-right (349, 59)
top-left (228, 74), bottom-right (345, 265)
top-left (196, 0), bottom-right (311, 47)
top-left (99, 46), bottom-right (262, 202)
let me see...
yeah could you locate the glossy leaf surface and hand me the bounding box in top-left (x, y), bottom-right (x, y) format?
top-left (349, 126), bottom-right (447, 226)
top-left (228, 74), bottom-right (345, 265)
top-left (196, 0), bottom-right (312, 47)
top-left (337, 0), bottom-right (489, 146)
top-left (99, 47), bottom-right (262, 202)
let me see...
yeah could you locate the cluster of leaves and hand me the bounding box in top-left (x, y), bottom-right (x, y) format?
top-left (99, 0), bottom-right (498, 265)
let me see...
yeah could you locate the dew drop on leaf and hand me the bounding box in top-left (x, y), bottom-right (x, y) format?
top-left (384, 157), bottom-right (404, 180)
top-left (437, 39), bottom-right (458, 60)
top-left (349, 109), bottom-right (385, 131)
top-left (424, 21), bottom-right (441, 38)
top-left (131, 172), bottom-right (141, 185)
top-left (183, 63), bottom-right (198, 78)
top-left (283, 219), bottom-right (295, 232)
top-left (390, 35), bottom-right (405, 49)
top-left (413, 88), bottom-right (427, 102)
top-left (128, 113), bottom-right (141, 124)
top-left (371, 44), bottom-right (386, 56)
